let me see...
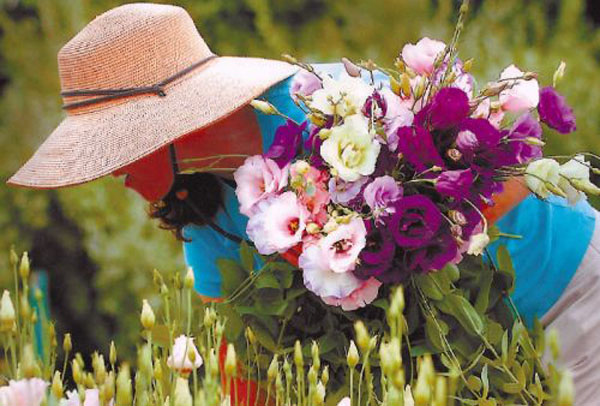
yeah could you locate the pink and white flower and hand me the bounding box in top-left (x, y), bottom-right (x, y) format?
top-left (247, 192), bottom-right (309, 255)
top-left (0, 378), bottom-right (48, 406)
top-left (401, 37), bottom-right (446, 75)
top-left (322, 277), bottom-right (382, 311)
top-left (498, 65), bottom-right (540, 112)
top-left (319, 217), bottom-right (367, 273)
top-left (290, 161), bottom-right (330, 224)
top-left (328, 177), bottom-right (369, 204)
top-left (61, 388), bottom-right (114, 406)
top-left (363, 176), bottom-right (403, 220)
top-left (167, 335), bottom-right (203, 373)
top-left (234, 156), bottom-right (289, 216)
top-left (290, 69), bottom-right (322, 102)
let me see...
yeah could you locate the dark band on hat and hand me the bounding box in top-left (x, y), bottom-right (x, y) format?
top-left (61, 54), bottom-right (218, 110)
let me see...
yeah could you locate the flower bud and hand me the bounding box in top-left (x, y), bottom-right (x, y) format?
top-left (267, 354), bottom-right (279, 382)
top-left (311, 341), bottom-right (320, 366)
top-left (51, 371), bottom-right (64, 399)
top-left (553, 61), bottom-right (566, 87)
top-left (433, 376), bottom-right (447, 406)
top-left (390, 76), bottom-right (402, 96)
top-left (354, 321), bottom-right (370, 353)
top-left (20, 294), bottom-right (31, 320)
top-left (281, 54), bottom-right (298, 64)
top-left (63, 333), bottom-right (73, 353)
top-left (250, 100), bottom-right (277, 115)
top-left (294, 340), bottom-right (304, 369)
top-left (0, 290), bottom-right (16, 332)
top-left (448, 210), bottom-right (467, 226)
top-left (245, 326), bottom-right (256, 346)
top-left (22, 344), bottom-right (38, 378)
top-left (558, 370), bottom-right (574, 406)
top-left (308, 113), bottom-right (328, 127)
top-left (347, 340), bottom-right (359, 369)
top-left (140, 300), bottom-right (155, 331)
top-left (446, 148), bottom-right (462, 162)
top-left (463, 58), bottom-right (474, 73)
top-left (116, 366), bottom-right (132, 406)
top-left (313, 381), bottom-right (326, 406)
top-left (174, 377), bottom-right (193, 406)
top-left (317, 128), bottom-right (332, 140)
top-left (110, 341), bottom-right (117, 366)
top-left (9, 247), bottom-right (18, 267)
top-left (414, 76), bottom-right (427, 100)
top-left (224, 343), bottom-right (237, 377)
top-left (184, 267), bottom-right (195, 290)
top-left (342, 57), bottom-right (361, 77)
top-left (414, 370), bottom-right (431, 406)
top-left (19, 252), bottom-right (30, 280)
top-left (321, 365), bottom-right (329, 386)
top-left (548, 328), bottom-right (561, 361)
top-left (400, 73), bottom-right (412, 99)
top-left (138, 344), bottom-right (153, 381)
top-left (308, 366), bottom-right (318, 385)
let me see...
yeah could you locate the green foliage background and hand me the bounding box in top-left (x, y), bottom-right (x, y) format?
top-left (0, 0), bottom-right (599, 359)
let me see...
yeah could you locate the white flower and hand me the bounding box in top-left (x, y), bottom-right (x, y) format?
top-left (558, 155), bottom-right (600, 204)
top-left (467, 232), bottom-right (490, 256)
top-left (525, 158), bottom-right (561, 198)
top-left (0, 378), bottom-right (48, 406)
top-left (246, 192), bottom-right (308, 255)
top-left (310, 74), bottom-right (374, 117)
top-left (404, 385), bottom-right (415, 406)
top-left (320, 115), bottom-right (381, 182)
top-left (336, 397), bottom-right (351, 406)
top-left (498, 65), bottom-right (539, 112)
top-left (167, 335), bottom-right (203, 373)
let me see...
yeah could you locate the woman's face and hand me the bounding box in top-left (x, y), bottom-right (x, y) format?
top-left (112, 106), bottom-right (263, 201)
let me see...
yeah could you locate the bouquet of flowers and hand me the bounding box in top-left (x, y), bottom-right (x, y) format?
top-left (234, 31), bottom-right (587, 312)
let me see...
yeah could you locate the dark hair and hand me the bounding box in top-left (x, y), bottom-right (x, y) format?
top-left (149, 173), bottom-right (224, 241)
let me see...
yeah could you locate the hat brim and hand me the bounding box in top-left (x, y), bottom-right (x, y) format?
top-left (7, 56), bottom-right (297, 188)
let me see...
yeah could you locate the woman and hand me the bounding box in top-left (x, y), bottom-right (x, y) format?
top-left (7, 3), bottom-right (600, 404)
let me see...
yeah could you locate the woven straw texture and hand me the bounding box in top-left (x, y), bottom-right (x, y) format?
top-left (8, 2), bottom-right (297, 188)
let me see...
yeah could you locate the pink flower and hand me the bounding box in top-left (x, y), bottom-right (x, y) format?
top-left (167, 335), bottom-right (203, 373)
top-left (0, 378), bottom-right (48, 406)
top-left (380, 88), bottom-right (414, 150)
top-left (498, 65), bottom-right (539, 112)
top-left (299, 244), bottom-right (362, 299)
top-left (328, 177), bottom-right (368, 204)
top-left (62, 388), bottom-right (114, 406)
top-left (322, 277), bottom-right (382, 311)
top-left (319, 217), bottom-right (367, 273)
top-left (290, 162), bottom-right (330, 224)
top-left (401, 37), bottom-right (446, 75)
top-left (472, 98), bottom-right (504, 128)
top-left (290, 69), bottom-right (322, 102)
top-left (247, 192), bottom-right (308, 255)
top-left (234, 156), bottom-right (289, 217)
top-left (363, 176), bottom-right (403, 220)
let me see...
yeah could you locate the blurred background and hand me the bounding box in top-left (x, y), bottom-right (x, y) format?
top-left (0, 0), bottom-right (599, 360)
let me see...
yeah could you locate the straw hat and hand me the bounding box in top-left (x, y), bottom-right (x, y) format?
top-left (8, 2), bottom-right (297, 188)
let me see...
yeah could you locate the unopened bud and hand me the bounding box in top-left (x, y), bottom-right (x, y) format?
top-left (391, 286), bottom-right (406, 315)
top-left (245, 327), bottom-right (256, 346)
top-left (446, 148), bottom-right (462, 161)
top-left (51, 371), bottom-right (64, 399)
top-left (448, 210), bottom-right (467, 226)
top-left (548, 328), bottom-right (561, 360)
top-left (354, 321), bottom-right (370, 353)
top-left (250, 100), bottom-right (277, 115)
top-left (463, 59), bottom-right (474, 73)
top-left (313, 381), bottom-right (326, 406)
top-left (19, 252), bottom-right (30, 280)
top-left (9, 247), bottom-right (18, 267)
top-left (110, 341), bottom-right (117, 366)
top-left (433, 376), bottom-right (447, 406)
top-left (414, 76), bottom-right (427, 100)
top-left (400, 73), bottom-right (412, 98)
top-left (72, 360), bottom-right (83, 385)
top-left (184, 267), bottom-right (195, 289)
top-left (153, 358), bottom-right (163, 381)
top-left (294, 340), bottom-right (304, 369)
top-left (342, 57), bottom-right (361, 77)
top-left (281, 54), bottom-right (298, 64)
top-left (524, 137), bottom-right (545, 147)
top-left (116, 366), bottom-right (132, 406)
top-left (20, 295), bottom-right (31, 320)
top-left (63, 333), bottom-right (72, 353)
top-left (557, 371), bottom-right (574, 406)
top-left (173, 377), bottom-right (193, 406)
top-left (267, 355), bottom-right (278, 382)
top-left (308, 113), bottom-right (328, 127)
top-left (0, 290), bottom-right (16, 332)
top-left (394, 58), bottom-right (406, 72)
top-left (140, 300), bottom-right (155, 330)
top-left (390, 76), bottom-right (402, 96)
top-left (321, 365), bottom-right (329, 386)
top-left (347, 340), bottom-right (359, 369)
top-left (22, 344), bottom-right (38, 378)
top-left (224, 344), bottom-right (237, 377)
top-left (553, 61), bottom-right (567, 87)
top-left (523, 71), bottom-right (538, 81)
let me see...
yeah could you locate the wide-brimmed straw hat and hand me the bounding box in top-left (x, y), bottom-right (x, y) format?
top-left (8, 2), bottom-right (297, 188)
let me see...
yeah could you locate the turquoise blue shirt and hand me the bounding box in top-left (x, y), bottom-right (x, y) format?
top-left (182, 63), bottom-right (596, 325)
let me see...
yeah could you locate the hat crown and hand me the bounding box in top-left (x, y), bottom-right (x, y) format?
top-left (58, 3), bottom-right (212, 105)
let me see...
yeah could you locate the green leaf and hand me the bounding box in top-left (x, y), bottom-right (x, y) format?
top-left (474, 266), bottom-right (493, 313)
top-left (216, 304), bottom-right (244, 342)
top-left (443, 263), bottom-right (460, 282)
top-left (415, 274), bottom-right (445, 301)
top-left (496, 245), bottom-right (516, 293)
top-left (436, 293), bottom-right (485, 336)
top-left (239, 240), bottom-right (255, 272)
top-left (217, 258), bottom-right (247, 296)
top-left (254, 272), bottom-right (280, 290)
top-left (249, 320), bottom-right (278, 352)
top-left (481, 364), bottom-right (489, 399)
top-left (425, 315), bottom-right (447, 352)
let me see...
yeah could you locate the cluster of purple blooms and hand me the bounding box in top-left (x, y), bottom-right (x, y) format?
top-left (237, 37), bottom-right (577, 311)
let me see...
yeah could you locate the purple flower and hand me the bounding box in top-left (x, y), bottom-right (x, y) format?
top-left (303, 125), bottom-right (326, 168)
top-left (429, 87), bottom-right (470, 129)
top-left (505, 113), bottom-right (543, 164)
top-left (538, 86), bottom-right (576, 134)
top-left (265, 120), bottom-right (307, 167)
top-left (362, 90), bottom-right (387, 120)
top-left (396, 126), bottom-right (445, 172)
top-left (407, 232), bottom-right (459, 273)
top-left (456, 118), bottom-right (506, 172)
top-left (363, 176), bottom-right (403, 220)
top-left (328, 177), bottom-right (369, 204)
top-left (355, 221), bottom-right (395, 279)
top-left (388, 195), bottom-right (442, 248)
top-left (435, 169), bottom-right (474, 200)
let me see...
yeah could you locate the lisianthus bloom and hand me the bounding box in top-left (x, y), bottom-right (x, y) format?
top-left (538, 86), bottom-right (576, 134)
top-left (498, 64), bottom-right (539, 112)
top-left (0, 378), bottom-right (48, 406)
top-left (320, 114), bottom-right (381, 181)
top-left (406, 231), bottom-right (459, 273)
top-left (435, 169), bottom-right (474, 200)
top-left (322, 277), bottom-right (382, 311)
top-left (265, 120), bottom-right (307, 168)
top-left (290, 161), bottom-right (330, 223)
top-left (167, 335), bottom-right (203, 374)
top-left (456, 119), bottom-right (505, 173)
top-left (504, 113), bottom-right (543, 164)
top-left (234, 156), bottom-right (289, 216)
top-left (364, 176), bottom-right (403, 220)
top-left (401, 37), bottom-right (446, 75)
top-left (319, 217), bottom-right (367, 273)
top-left (61, 388), bottom-right (115, 406)
top-left (472, 98), bottom-right (504, 128)
top-left (396, 126), bottom-right (444, 172)
top-left (558, 155), bottom-right (600, 204)
top-left (427, 87), bottom-right (470, 129)
top-left (311, 74), bottom-right (374, 117)
top-left (304, 126), bottom-right (326, 168)
top-left (525, 158), bottom-right (561, 198)
top-left (388, 195), bottom-right (442, 248)
top-left (247, 192), bottom-right (308, 255)
top-left (380, 88), bottom-right (414, 151)
top-left (299, 244), bottom-right (362, 299)
top-left (290, 69), bottom-right (322, 102)
top-left (329, 177), bottom-right (369, 204)
top-left (355, 221), bottom-right (395, 279)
